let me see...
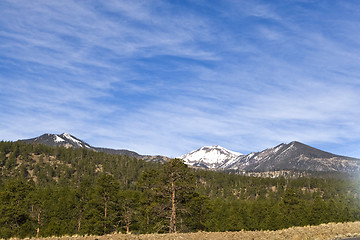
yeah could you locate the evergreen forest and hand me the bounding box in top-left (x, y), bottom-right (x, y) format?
top-left (0, 141), bottom-right (360, 239)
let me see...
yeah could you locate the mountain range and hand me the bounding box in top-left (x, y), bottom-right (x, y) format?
top-left (181, 142), bottom-right (360, 174)
top-left (20, 133), bottom-right (360, 174)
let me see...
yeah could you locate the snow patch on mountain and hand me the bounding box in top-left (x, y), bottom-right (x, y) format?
top-left (54, 135), bottom-right (65, 143)
top-left (272, 143), bottom-right (285, 154)
top-left (61, 133), bottom-right (82, 147)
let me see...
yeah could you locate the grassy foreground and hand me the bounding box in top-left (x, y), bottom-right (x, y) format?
top-left (9, 221), bottom-right (360, 240)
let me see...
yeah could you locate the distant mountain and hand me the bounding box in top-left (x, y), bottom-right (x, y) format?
top-left (180, 145), bottom-right (243, 169)
top-left (21, 133), bottom-right (141, 158)
top-left (22, 133), bottom-right (93, 149)
top-left (180, 141), bottom-right (360, 173)
top-left (21, 133), bottom-right (172, 163)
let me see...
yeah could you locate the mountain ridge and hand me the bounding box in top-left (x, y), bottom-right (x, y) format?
top-left (20, 133), bottom-right (360, 174)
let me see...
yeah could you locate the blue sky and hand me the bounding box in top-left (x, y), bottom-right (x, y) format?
top-left (1, 0), bottom-right (360, 158)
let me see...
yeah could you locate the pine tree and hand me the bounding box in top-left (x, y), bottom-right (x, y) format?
top-left (161, 158), bottom-right (195, 233)
top-left (94, 174), bottom-right (119, 234)
top-left (137, 169), bottom-right (161, 233)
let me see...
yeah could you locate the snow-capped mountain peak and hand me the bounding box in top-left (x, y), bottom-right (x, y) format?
top-left (180, 145), bottom-right (243, 169)
top-left (21, 133), bottom-right (143, 158)
top-left (22, 133), bottom-right (93, 149)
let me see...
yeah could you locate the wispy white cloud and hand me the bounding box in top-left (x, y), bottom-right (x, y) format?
top-left (103, 77), bottom-right (360, 157)
top-left (1, 0), bottom-right (360, 158)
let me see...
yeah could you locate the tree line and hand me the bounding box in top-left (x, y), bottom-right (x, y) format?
top-left (0, 141), bottom-right (359, 238)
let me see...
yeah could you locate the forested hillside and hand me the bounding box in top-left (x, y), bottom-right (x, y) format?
top-left (0, 141), bottom-right (360, 239)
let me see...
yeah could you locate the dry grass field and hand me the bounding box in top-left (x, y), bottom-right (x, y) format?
top-left (11, 221), bottom-right (360, 240)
